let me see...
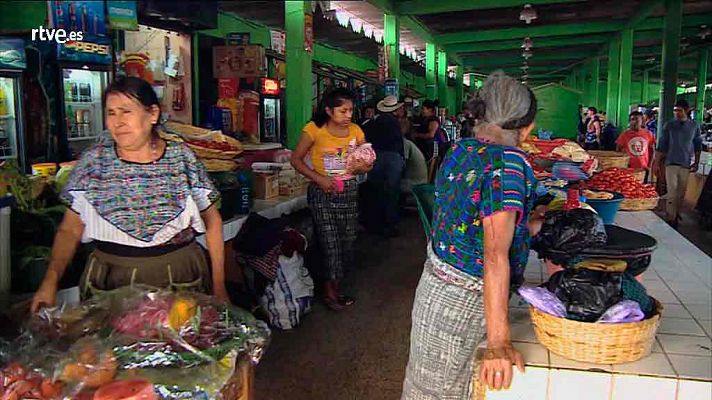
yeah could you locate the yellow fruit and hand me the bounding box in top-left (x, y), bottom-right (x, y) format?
top-left (167, 296), bottom-right (198, 330)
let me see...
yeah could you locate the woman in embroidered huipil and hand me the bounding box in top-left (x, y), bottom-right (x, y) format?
top-left (402, 72), bottom-right (547, 399)
top-left (31, 77), bottom-right (228, 312)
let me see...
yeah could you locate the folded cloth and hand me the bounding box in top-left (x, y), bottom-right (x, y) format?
top-left (574, 259), bottom-right (628, 273)
top-left (597, 300), bottom-right (645, 323)
top-left (518, 286), bottom-right (567, 318)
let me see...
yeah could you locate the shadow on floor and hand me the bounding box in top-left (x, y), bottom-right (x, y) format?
top-left (654, 207), bottom-right (712, 257)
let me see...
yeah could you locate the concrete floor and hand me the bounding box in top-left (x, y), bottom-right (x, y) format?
top-left (253, 206), bottom-right (712, 400)
top-left (254, 211), bottom-right (426, 400)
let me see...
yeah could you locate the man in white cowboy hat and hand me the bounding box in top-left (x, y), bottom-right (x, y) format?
top-left (360, 95), bottom-right (406, 237)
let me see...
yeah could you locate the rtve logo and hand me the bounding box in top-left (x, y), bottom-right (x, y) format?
top-left (31, 26), bottom-right (84, 44)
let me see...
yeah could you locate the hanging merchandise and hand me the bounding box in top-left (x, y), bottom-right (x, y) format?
top-left (172, 82), bottom-right (185, 111)
top-left (238, 91), bottom-right (260, 143)
top-left (304, 14), bottom-right (314, 53)
top-left (120, 53), bottom-right (153, 83)
top-left (270, 30), bottom-right (286, 55)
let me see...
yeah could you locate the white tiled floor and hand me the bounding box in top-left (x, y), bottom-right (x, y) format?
top-left (483, 211), bottom-right (712, 399)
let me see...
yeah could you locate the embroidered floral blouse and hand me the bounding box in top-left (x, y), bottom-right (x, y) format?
top-left (60, 141), bottom-right (220, 247)
top-left (431, 139), bottom-right (538, 286)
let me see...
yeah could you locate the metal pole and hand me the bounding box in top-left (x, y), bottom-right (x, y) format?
top-left (384, 13), bottom-right (400, 80)
top-left (695, 48), bottom-right (709, 123)
top-left (659, 0), bottom-right (682, 131)
top-left (618, 28), bottom-right (634, 125)
top-left (285, 1), bottom-right (313, 149)
top-left (426, 43), bottom-right (437, 99)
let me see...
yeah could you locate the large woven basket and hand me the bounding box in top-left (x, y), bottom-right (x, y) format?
top-left (589, 150), bottom-right (630, 170)
top-left (620, 197), bottom-right (659, 211)
top-left (188, 144), bottom-right (242, 160)
top-left (529, 300), bottom-right (662, 364)
top-left (631, 168), bottom-right (646, 183)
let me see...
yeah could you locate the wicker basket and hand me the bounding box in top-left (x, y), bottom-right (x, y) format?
top-left (631, 169), bottom-right (646, 183)
top-left (201, 158), bottom-right (239, 172)
top-left (529, 300), bottom-right (662, 364)
top-left (620, 197), bottom-right (659, 211)
top-left (188, 144), bottom-right (242, 160)
top-left (589, 150), bottom-right (630, 170)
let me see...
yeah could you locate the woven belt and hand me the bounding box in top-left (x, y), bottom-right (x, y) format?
top-left (427, 243), bottom-right (484, 293)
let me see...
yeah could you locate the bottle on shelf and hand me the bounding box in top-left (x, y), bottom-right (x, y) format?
top-left (0, 84), bottom-right (7, 116)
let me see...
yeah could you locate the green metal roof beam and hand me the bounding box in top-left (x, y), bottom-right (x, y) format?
top-left (437, 14), bottom-right (712, 45)
top-left (624, 0), bottom-right (664, 30)
top-left (396, 0), bottom-right (585, 16)
top-left (446, 30), bottom-right (664, 54)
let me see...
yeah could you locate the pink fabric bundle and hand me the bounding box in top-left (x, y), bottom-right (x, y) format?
top-left (346, 142), bottom-right (376, 174)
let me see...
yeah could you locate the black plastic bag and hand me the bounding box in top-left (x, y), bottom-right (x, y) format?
top-left (578, 225), bottom-right (657, 277)
top-left (546, 269), bottom-right (623, 322)
top-left (531, 209), bottom-right (607, 266)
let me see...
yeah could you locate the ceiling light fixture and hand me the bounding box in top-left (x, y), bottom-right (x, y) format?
top-left (520, 4), bottom-right (538, 25)
top-left (522, 49), bottom-right (533, 59)
top-left (521, 37), bottom-right (533, 50)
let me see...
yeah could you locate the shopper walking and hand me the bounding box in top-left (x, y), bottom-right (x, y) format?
top-left (291, 88), bottom-right (369, 311)
top-left (402, 72), bottom-right (544, 399)
top-left (616, 111), bottom-right (656, 172)
top-left (584, 107), bottom-right (602, 150)
top-left (654, 99), bottom-right (702, 228)
top-left (410, 100), bottom-right (441, 162)
top-left (362, 96), bottom-right (406, 237)
top-left (31, 77), bottom-right (228, 312)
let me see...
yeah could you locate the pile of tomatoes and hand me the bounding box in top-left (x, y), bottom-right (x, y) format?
top-left (186, 139), bottom-right (239, 153)
top-left (584, 168), bottom-right (658, 199)
top-left (0, 362), bottom-right (63, 399)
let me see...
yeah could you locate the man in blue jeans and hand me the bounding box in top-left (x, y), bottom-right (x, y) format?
top-left (362, 96), bottom-right (406, 237)
top-left (653, 99), bottom-right (702, 228)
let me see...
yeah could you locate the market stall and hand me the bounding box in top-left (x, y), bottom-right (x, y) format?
top-left (474, 210), bottom-right (711, 399)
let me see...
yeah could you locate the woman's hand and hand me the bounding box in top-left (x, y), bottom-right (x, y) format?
top-left (31, 272), bottom-right (59, 313)
top-left (315, 175), bottom-right (335, 193)
top-left (479, 344), bottom-right (526, 391)
top-left (528, 205), bottom-right (547, 237)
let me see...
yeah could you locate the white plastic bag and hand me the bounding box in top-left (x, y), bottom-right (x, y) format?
top-left (260, 252), bottom-right (314, 330)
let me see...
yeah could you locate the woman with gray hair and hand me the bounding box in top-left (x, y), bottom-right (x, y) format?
top-left (402, 72), bottom-right (545, 399)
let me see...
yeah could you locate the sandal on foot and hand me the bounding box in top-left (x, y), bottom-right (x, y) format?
top-left (338, 295), bottom-right (355, 307)
top-left (323, 297), bottom-right (345, 311)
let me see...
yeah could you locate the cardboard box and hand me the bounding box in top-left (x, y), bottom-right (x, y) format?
top-left (213, 45), bottom-right (266, 78)
top-left (254, 173), bottom-right (279, 200)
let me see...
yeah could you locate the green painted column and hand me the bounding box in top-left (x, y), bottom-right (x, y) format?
top-left (455, 65), bottom-right (464, 112)
top-left (642, 69), bottom-right (650, 104)
top-left (384, 13), bottom-right (400, 81)
top-left (659, 0), bottom-right (682, 131)
top-left (192, 34), bottom-right (200, 125)
top-left (426, 43), bottom-right (437, 100)
top-left (590, 58), bottom-right (601, 107)
top-left (437, 50), bottom-right (448, 112)
top-left (695, 48), bottom-right (709, 123)
top-left (285, 1), bottom-right (313, 149)
top-left (606, 35), bottom-right (621, 126)
top-left (618, 28), bottom-right (634, 125)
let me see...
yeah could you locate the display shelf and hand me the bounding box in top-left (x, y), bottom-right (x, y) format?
top-left (67, 136), bottom-right (99, 142)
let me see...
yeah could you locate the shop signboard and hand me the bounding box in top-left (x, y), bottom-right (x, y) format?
top-left (260, 78), bottom-right (281, 96)
top-left (304, 14), bottom-right (314, 54)
top-left (270, 30), bottom-right (286, 55)
top-left (213, 45), bottom-right (265, 78)
top-left (48, 0), bottom-right (107, 36)
top-left (385, 79), bottom-right (398, 100)
top-left (227, 33), bottom-right (251, 46)
top-left (107, 1), bottom-right (138, 31)
top-left (0, 38), bottom-right (27, 70)
top-left (57, 34), bottom-right (112, 65)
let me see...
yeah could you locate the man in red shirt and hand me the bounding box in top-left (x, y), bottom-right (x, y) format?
top-left (616, 111), bottom-right (656, 175)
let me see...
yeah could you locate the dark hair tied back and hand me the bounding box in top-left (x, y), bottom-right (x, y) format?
top-left (312, 87), bottom-right (356, 127)
top-left (104, 77), bottom-right (161, 135)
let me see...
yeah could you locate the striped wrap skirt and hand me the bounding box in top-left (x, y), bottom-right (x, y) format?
top-left (402, 244), bottom-right (486, 400)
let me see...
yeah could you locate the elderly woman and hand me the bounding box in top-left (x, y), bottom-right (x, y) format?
top-left (402, 72), bottom-right (545, 399)
top-left (31, 77), bottom-right (228, 312)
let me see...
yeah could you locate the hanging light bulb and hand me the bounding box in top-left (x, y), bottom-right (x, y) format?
top-left (521, 64), bottom-right (530, 71)
top-left (522, 49), bottom-right (533, 59)
top-left (699, 25), bottom-right (712, 40)
top-left (519, 4), bottom-right (538, 24)
top-left (521, 37), bottom-right (533, 50)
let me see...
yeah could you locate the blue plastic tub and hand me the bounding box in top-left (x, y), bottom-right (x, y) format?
top-left (585, 192), bottom-right (624, 224)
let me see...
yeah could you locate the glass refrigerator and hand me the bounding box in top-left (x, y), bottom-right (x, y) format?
top-left (259, 78), bottom-right (282, 144)
top-left (0, 38), bottom-right (27, 171)
top-left (55, 34), bottom-right (112, 160)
